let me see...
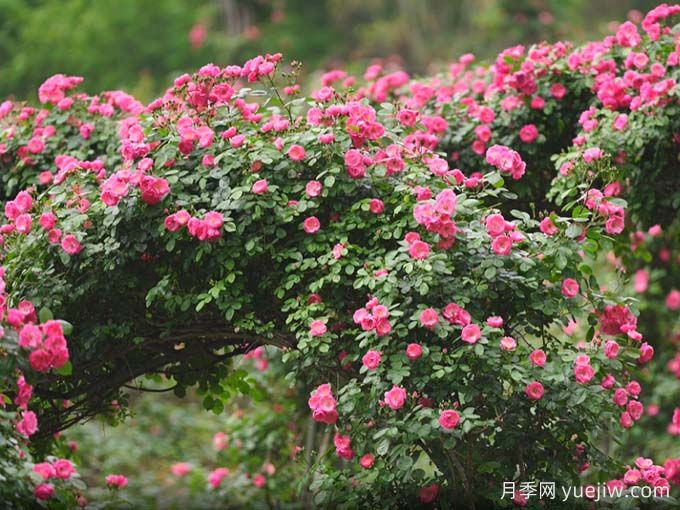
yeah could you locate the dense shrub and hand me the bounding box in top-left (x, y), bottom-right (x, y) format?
top-left (0, 4), bottom-right (679, 509)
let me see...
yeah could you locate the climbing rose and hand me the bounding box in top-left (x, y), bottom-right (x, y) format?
top-left (287, 144), bottom-right (306, 161)
top-left (34, 483), bottom-right (54, 501)
top-left (139, 176), bottom-right (170, 205)
top-left (303, 216), bottom-right (320, 234)
top-left (561, 278), bottom-right (580, 298)
top-left (54, 459), bottom-right (75, 479)
top-left (500, 336), bottom-right (517, 351)
top-left (438, 409), bottom-right (460, 430)
top-left (419, 308), bottom-right (439, 329)
top-left (170, 463), bottom-right (192, 477)
top-left (309, 320), bottom-right (327, 337)
top-left (61, 234), bottom-right (82, 255)
top-left (308, 384), bottom-right (338, 424)
top-left (406, 343), bottom-right (422, 361)
top-left (105, 474), bottom-right (128, 489)
top-left (384, 385), bottom-right (407, 410)
top-left (529, 349), bottom-right (547, 367)
top-left (359, 453), bottom-right (374, 469)
top-left (526, 381), bottom-right (545, 400)
top-left (461, 324), bottom-right (481, 344)
top-left (409, 240), bottom-right (430, 260)
top-left (362, 350), bottom-right (381, 370)
top-left (252, 179), bottom-right (268, 194)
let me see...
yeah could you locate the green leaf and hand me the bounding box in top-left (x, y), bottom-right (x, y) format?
top-left (55, 361), bottom-right (72, 376)
top-left (38, 307), bottom-right (53, 323)
top-left (58, 320), bottom-right (74, 336)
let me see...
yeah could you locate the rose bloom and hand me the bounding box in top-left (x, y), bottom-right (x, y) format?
top-left (486, 316), bottom-right (503, 328)
top-left (287, 144), bottom-right (306, 161)
top-left (574, 363), bottom-right (595, 384)
top-left (461, 324), bottom-right (481, 344)
top-left (362, 350), bottom-right (381, 370)
top-left (491, 235), bottom-right (512, 255)
top-left (33, 462), bottom-right (56, 480)
top-left (105, 474), bottom-right (128, 489)
top-left (406, 343), bottom-right (423, 361)
top-left (61, 234), bottom-right (82, 255)
top-left (519, 124), bottom-right (539, 143)
top-left (500, 336), bottom-right (516, 351)
top-left (305, 180), bottom-right (322, 198)
top-left (384, 385), bottom-right (407, 410)
top-left (303, 216), bottom-right (320, 234)
top-left (419, 308), bottom-right (439, 329)
top-left (252, 179), bottom-right (268, 194)
top-left (604, 340), bottom-right (620, 359)
top-left (253, 474), bottom-right (266, 488)
top-left (438, 409), bottom-right (460, 430)
top-left (525, 381), bottom-right (545, 400)
top-left (171, 462), bottom-right (192, 477)
top-left (419, 484), bottom-right (439, 503)
top-left (34, 483), bottom-right (54, 501)
top-left (359, 453), bottom-right (374, 469)
top-left (409, 240), bottom-right (430, 260)
top-left (561, 278), bottom-right (580, 298)
top-left (485, 213), bottom-right (506, 237)
top-left (54, 459), bottom-right (75, 479)
top-left (529, 349), bottom-right (547, 367)
top-left (309, 320), bottom-right (327, 337)
top-left (213, 432), bottom-right (229, 451)
top-left (369, 198), bottom-right (384, 214)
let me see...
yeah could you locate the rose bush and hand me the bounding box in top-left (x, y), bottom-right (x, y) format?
top-left (0, 5), bottom-right (679, 509)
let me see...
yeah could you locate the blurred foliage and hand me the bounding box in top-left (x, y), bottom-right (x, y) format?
top-left (0, 0), bottom-right (664, 101)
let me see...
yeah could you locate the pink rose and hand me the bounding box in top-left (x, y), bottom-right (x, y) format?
top-left (574, 363), bottom-right (595, 384)
top-left (406, 343), bottom-right (422, 361)
top-left (461, 324), bottom-right (481, 344)
top-left (409, 240), bottom-right (430, 260)
top-left (384, 385), bottom-right (407, 410)
top-left (362, 350), bottom-right (381, 370)
top-left (252, 474), bottom-right (266, 488)
top-left (303, 216), bottom-right (320, 234)
top-left (519, 124), bottom-right (539, 143)
top-left (438, 409), bottom-right (460, 429)
top-left (485, 214), bottom-right (506, 237)
top-left (666, 290), bottom-right (680, 311)
top-left (561, 278), bottom-right (579, 298)
top-left (208, 468), bottom-right (229, 489)
top-left (486, 316), bottom-right (503, 328)
top-left (170, 462), bottom-right (192, 477)
top-left (525, 381), bottom-right (544, 400)
top-left (105, 474), bottom-right (128, 489)
top-left (491, 235), bottom-right (512, 255)
top-left (33, 462), bottom-right (56, 480)
top-left (252, 179), bottom-right (268, 194)
top-left (529, 349), bottom-right (547, 367)
top-left (305, 181), bottom-right (322, 198)
top-left (61, 234), bottom-right (82, 255)
top-left (16, 410), bottom-right (38, 437)
top-left (638, 342), bottom-right (654, 363)
top-left (359, 453), bottom-right (374, 469)
top-left (369, 198), bottom-right (384, 214)
top-left (540, 217), bottom-right (558, 236)
top-left (419, 308), bottom-right (439, 329)
top-left (54, 459), bottom-right (75, 479)
top-left (604, 340), bottom-right (620, 359)
top-left (34, 483), bottom-right (54, 501)
top-left (288, 144), bottom-right (306, 161)
top-left (310, 320), bottom-right (327, 337)
top-left (500, 336), bottom-right (516, 351)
